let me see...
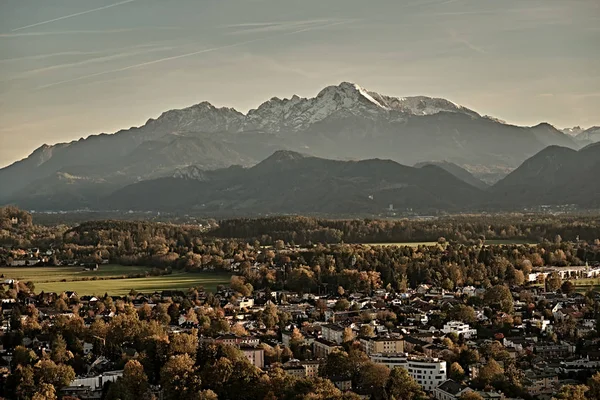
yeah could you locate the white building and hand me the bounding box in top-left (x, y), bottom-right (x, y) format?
top-left (321, 324), bottom-right (345, 344)
top-left (370, 353), bottom-right (447, 392)
top-left (68, 370), bottom-right (123, 391)
top-left (441, 321), bottom-right (477, 339)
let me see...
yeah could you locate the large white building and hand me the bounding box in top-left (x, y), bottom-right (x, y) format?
top-left (441, 321), bottom-right (477, 339)
top-left (370, 353), bottom-right (447, 392)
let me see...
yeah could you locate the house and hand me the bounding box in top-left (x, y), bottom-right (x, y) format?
top-left (282, 360), bottom-right (307, 377)
top-left (313, 338), bottom-right (342, 359)
top-left (239, 344), bottom-right (264, 369)
top-left (321, 323), bottom-right (345, 344)
top-left (523, 369), bottom-right (558, 396)
top-left (441, 321), bottom-right (477, 339)
top-left (434, 380), bottom-right (473, 400)
top-left (360, 335), bottom-right (404, 355)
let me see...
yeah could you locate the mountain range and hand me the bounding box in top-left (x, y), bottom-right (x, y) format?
top-left (0, 82), bottom-right (597, 213)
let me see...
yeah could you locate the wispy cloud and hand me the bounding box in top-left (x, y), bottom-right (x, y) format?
top-left (0, 27), bottom-right (180, 38)
top-left (226, 19), bottom-right (339, 35)
top-left (0, 50), bottom-right (106, 64)
top-left (3, 44), bottom-right (178, 82)
top-left (36, 19), bottom-right (353, 90)
top-left (448, 29), bottom-right (486, 54)
top-left (11, 0), bottom-right (138, 32)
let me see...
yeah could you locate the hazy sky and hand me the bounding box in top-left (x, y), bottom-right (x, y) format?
top-left (1, 0), bottom-right (599, 168)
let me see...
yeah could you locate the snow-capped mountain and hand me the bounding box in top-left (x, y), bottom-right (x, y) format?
top-left (0, 82), bottom-right (581, 210)
top-left (575, 126), bottom-right (600, 144)
top-left (243, 82), bottom-right (478, 132)
top-left (561, 126), bottom-right (585, 136)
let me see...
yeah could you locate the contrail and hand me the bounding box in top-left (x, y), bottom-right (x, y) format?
top-left (36, 39), bottom-right (263, 90)
top-left (36, 20), bottom-right (352, 90)
top-left (11, 0), bottom-right (137, 32)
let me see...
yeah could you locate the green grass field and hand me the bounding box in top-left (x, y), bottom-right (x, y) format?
top-left (0, 264), bottom-right (150, 282)
top-left (572, 278), bottom-right (600, 293)
top-left (0, 265), bottom-right (231, 296)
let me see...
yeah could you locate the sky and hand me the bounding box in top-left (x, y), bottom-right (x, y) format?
top-left (0, 0), bottom-right (599, 168)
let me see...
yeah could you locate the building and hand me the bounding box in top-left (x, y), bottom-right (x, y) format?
top-left (67, 370), bottom-right (123, 391)
top-left (313, 338), bottom-right (342, 359)
top-left (434, 380), bottom-right (473, 400)
top-left (370, 353), bottom-right (447, 392)
top-left (301, 360), bottom-right (320, 378)
top-left (441, 321), bottom-right (477, 339)
top-left (239, 344), bottom-right (264, 369)
top-left (321, 324), bottom-right (345, 344)
top-left (282, 360), bottom-right (307, 377)
top-left (524, 370), bottom-right (558, 396)
top-left (360, 336), bottom-right (404, 355)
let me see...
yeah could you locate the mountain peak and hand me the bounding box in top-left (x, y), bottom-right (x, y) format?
top-left (263, 150), bottom-right (307, 163)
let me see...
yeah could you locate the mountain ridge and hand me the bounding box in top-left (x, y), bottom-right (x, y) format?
top-left (0, 82), bottom-right (582, 209)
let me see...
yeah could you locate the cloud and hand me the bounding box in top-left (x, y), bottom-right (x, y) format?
top-left (3, 44), bottom-right (179, 82)
top-left (36, 20), bottom-right (354, 90)
top-left (226, 19), bottom-right (340, 35)
top-left (448, 29), bottom-right (486, 54)
top-left (0, 27), bottom-right (180, 38)
top-left (11, 0), bottom-right (138, 32)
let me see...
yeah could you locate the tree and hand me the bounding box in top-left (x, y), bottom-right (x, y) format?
top-left (334, 298), bottom-right (351, 311)
top-left (14, 365), bottom-right (36, 400)
top-left (553, 384), bottom-right (588, 400)
top-left (160, 354), bottom-right (201, 400)
top-left (561, 281), bottom-right (574, 295)
top-left (385, 367), bottom-right (427, 400)
top-left (358, 361), bottom-right (389, 396)
top-left (13, 345), bottom-right (38, 366)
top-left (342, 327), bottom-right (355, 343)
top-left (119, 359), bottom-right (150, 400)
top-left (478, 358), bottom-right (503, 385)
top-left (484, 285), bottom-right (514, 313)
top-left (32, 383), bottom-right (57, 400)
top-left (460, 392), bottom-right (484, 400)
top-left (588, 372), bottom-right (600, 400)
top-left (359, 325), bottom-right (375, 338)
top-left (546, 272), bottom-right (562, 292)
top-left (449, 362), bottom-right (465, 381)
top-left (450, 305), bottom-right (476, 324)
top-left (168, 331), bottom-right (199, 358)
top-left (261, 303), bottom-right (279, 329)
top-left (51, 334), bottom-right (72, 364)
top-left (231, 275), bottom-right (253, 297)
top-left (35, 359), bottom-right (76, 389)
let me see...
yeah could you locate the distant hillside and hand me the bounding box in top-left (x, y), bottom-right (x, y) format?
top-left (414, 161), bottom-right (488, 190)
top-left (490, 143), bottom-right (600, 208)
top-left (105, 151), bottom-right (488, 215)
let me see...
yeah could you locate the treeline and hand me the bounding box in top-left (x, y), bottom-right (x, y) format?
top-left (210, 215), bottom-right (600, 245)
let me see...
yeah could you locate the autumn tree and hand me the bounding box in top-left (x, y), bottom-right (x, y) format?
top-left (32, 383), bottom-right (57, 400)
top-left (449, 362), bottom-right (465, 381)
top-left (553, 384), bottom-right (588, 400)
top-left (460, 392), bottom-right (484, 400)
top-left (359, 325), bottom-right (375, 338)
top-left (385, 367), bottom-right (427, 400)
top-left (484, 285), bottom-right (514, 313)
top-left (588, 372), bottom-right (600, 400)
top-left (342, 327), bottom-right (355, 343)
top-left (546, 272), bottom-right (562, 292)
top-left (478, 358), bottom-right (504, 386)
top-left (160, 354), bottom-right (202, 400)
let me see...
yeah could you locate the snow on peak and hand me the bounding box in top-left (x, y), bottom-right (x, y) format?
top-left (150, 82), bottom-right (480, 134)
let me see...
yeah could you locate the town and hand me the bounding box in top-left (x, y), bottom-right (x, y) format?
top-left (1, 209), bottom-right (600, 400)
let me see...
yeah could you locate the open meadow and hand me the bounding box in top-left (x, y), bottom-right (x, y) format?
top-left (0, 264), bottom-right (231, 296)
